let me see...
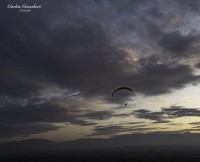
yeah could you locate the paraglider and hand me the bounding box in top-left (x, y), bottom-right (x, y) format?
top-left (112, 87), bottom-right (134, 106)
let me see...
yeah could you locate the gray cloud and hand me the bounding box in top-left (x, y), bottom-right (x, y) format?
top-left (80, 110), bottom-right (135, 121)
top-left (0, 100), bottom-right (99, 137)
top-left (0, 103), bottom-right (67, 124)
top-left (158, 31), bottom-right (200, 58)
top-left (1, 0), bottom-right (199, 100)
top-left (189, 122), bottom-right (200, 125)
top-left (176, 128), bottom-right (200, 133)
top-left (89, 124), bottom-right (159, 136)
top-left (162, 106), bottom-right (200, 117)
top-left (120, 121), bottom-right (145, 125)
top-left (134, 109), bottom-right (169, 123)
top-left (90, 125), bottom-right (129, 136)
top-left (195, 62), bottom-right (200, 69)
top-left (159, 32), bottom-right (195, 54)
top-left (81, 111), bottom-right (113, 120)
top-left (0, 123), bottom-right (62, 138)
top-left (0, 100), bottom-right (99, 126)
top-left (132, 56), bottom-right (199, 95)
top-left (134, 106), bottom-right (200, 122)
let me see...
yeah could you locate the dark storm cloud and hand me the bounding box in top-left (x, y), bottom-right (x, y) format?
top-left (0, 1), bottom-right (134, 102)
top-left (1, 0), bottom-right (200, 99)
top-left (130, 56), bottom-right (200, 95)
top-left (0, 100), bottom-right (100, 137)
top-left (0, 123), bottom-right (62, 138)
top-left (0, 102), bottom-right (82, 124)
top-left (159, 32), bottom-right (195, 54)
top-left (0, 0), bottom-right (133, 138)
top-left (0, 101), bottom-right (99, 126)
top-left (134, 106), bottom-right (200, 122)
top-left (178, 0), bottom-right (200, 12)
top-left (195, 62), bottom-right (200, 69)
top-left (158, 31), bottom-right (200, 58)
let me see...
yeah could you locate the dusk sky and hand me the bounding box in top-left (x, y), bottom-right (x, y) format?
top-left (2, 0), bottom-right (200, 143)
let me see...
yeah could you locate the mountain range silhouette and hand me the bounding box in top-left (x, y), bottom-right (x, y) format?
top-left (2, 132), bottom-right (200, 162)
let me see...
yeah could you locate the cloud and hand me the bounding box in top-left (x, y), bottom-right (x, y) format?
top-left (0, 102), bottom-right (67, 124)
top-left (189, 122), bottom-right (200, 125)
top-left (176, 128), bottom-right (200, 133)
top-left (162, 106), bottom-right (200, 118)
top-left (1, 0), bottom-right (199, 100)
top-left (132, 56), bottom-right (199, 95)
top-left (0, 100), bottom-right (99, 126)
top-left (195, 62), bottom-right (200, 69)
top-left (81, 111), bottom-right (113, 120)
top-left (0, 3), bottom-right (136, 104)
top-left (119, 121), bottom-right (145, 125)
top-left (134, 106), bottom-right (200, 122)
top-left (159, 31), bottom-right (193, 53)
top-left (0, 99), bottom-right (100, 137)
top-left (90, 125), bottom-right (129, 136)
top-left (158, 31), bottom-right (200, 58)
top-left (166, 123), bottom-right (183, 126)
top-left (134, 109), bottom-right (169, 123)
top-left (89, 124), bottom-right (160, 136)
top-left (0, 123), bottom-right (62, 138)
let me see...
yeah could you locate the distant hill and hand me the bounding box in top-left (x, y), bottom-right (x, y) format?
top-left (1, 132), bottom-right (200, 152)
top-left (2, 133), bottom-right (200, 162)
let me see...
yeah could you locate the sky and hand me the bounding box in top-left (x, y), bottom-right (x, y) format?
top-left (1, 0), bottom-right (200, 142)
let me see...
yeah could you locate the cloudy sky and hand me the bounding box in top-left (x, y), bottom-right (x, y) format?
top-left (1, 0), bottom-right (200, 142)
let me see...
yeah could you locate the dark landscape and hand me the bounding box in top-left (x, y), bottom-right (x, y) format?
top-left (2, 145), bottom-right (200, 162)
top-left (2, 133), bottom-right (200, 162)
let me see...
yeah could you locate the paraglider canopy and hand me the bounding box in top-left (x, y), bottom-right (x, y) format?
top-left (112, 87), bottom-right (133, 96)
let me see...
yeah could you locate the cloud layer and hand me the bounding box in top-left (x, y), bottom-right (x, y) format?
top-left (1, 0), bottom-right (200, 139)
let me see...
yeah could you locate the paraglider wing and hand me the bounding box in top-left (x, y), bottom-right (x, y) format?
top-left (112, 87), bottom-right (133, 96)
